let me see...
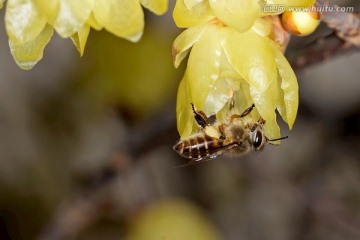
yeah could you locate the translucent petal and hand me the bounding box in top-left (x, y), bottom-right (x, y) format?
top-left (214, 100), bottom-right (230, 123)
top-left (251, 18), bottom-right (272, 38)
top-left (33, 0), bottom-right (59, 24)
top-left (249, 77), bottom-right (280, 140)
top-left (285, 0), bottom-right (315, 7)
top-left (176, 73), bottom-right (194, 139)
top-left (9, 24), bottom-right (54, 70)
top-left (263, 114), bottom-right (281, 142)
top-left (86, 12), bottom-right (102, 30)
top-left (187, 25), bottom-right (223, 115)
top-left (267, 0), bottom-right (314, 6)
top-left (272, 43), bottom-right (298, 129)
top-left (249, 73), bottom-right (277, 128)
top-left (54, 0), bottom-right (94, 38)
top-left (218, 46), bottom-right (241, 80)
top-left (235, 81), bottom-right (260, 120)
top-left (250, 64), bottom-right (283, 141)
top-left (139, 0), bottom-right (168, 15)
top-left (93, 0), bottom-right (144, 42)
top-left (203, 78), bottom-right (240, 116)
top-left (222, 28), bottom-right (277, 93)
top-left (184, 0), bottom-right (203, 9)
top-left (173, 0), bottom-right (214, 28)
top-left (209, 0), bottom-right (260, 33)
top-left (5, 0), bottom-right (47, 45)
top-left (70, 24), bottom-right (90, 56)
top-left (275, 72), bottom-right (286, 124)
top-left (266, 0), bottom-right (286, 4)
top-left (203, 51), bottom-right (242, 116)
top-left (172, 24), bottom-right (208, 68)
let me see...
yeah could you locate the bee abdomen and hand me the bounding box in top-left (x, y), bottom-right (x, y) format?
top-left (173, 135), bottom-right (223, 160)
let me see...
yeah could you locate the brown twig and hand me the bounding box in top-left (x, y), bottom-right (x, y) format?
top-left (289, 33), bottom-right (357, 69)
top-left (321, 5), bottom-right (360, 47)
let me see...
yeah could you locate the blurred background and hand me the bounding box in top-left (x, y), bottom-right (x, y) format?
top-left (0, 1), bottom-right (359, 240)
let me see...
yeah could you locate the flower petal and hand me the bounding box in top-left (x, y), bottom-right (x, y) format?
top-left (266, 0), bottom-right (314, 6)
top-left (5, 0), bottom-right (47, 45)
top-left (93, 0), bottom-right (144, 42)
top-left (234, 81), bottom-right (260, 120)
top-left (33, 0), bottom-right (59, 24)
top-left (187, 25), bottom-right (223, 115)
top-left (263, 114), bottom-right (281, 142)
top-left (285, 0), bottom-right (315, 7)
top-left (86, 12), bottom-right (102, 30)
top-left (176, 73), bottom-right (195, 139)
top-left (249, 70), bottom-right (277, 121)
top-left (275, 72), bottom-right (286, 123)
top-left (54, 0), bottom-right (94, 38)
top-left (139, 0), bottom-right (168, 15)
top-left (272, 43), bottom-right (298, 129)
top-left (173, 0), bottom-right (214, 28)
top-left (184, 0), bottom-right (203, 9)
top-left (266, 0), bottom-right (286, 4)
top-left (222, 28), bottom-right (277, 93)
top-left (209, 0), bottom-right (260, 33)
top-left (9, 24), bottom-right (54, 70)
top-left (203, 78), bottom-right (240, 116)
top-left (249, 79), bottom-right (277, 124)
top-left (70, 24), bottom-right (90, 56)
top-left (251, 18), bottom-right (272, 37)
top-left (172, 24), bottom-right (208, 68)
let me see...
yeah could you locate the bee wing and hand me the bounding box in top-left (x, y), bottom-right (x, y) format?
top-left (174, 150), bottom-right (224, 168)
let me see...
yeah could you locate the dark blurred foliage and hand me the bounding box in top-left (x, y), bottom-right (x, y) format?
top-left (0, 1), bottom-right (360, 240)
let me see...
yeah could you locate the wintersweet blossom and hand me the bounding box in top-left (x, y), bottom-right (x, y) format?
top-left (2, 0), bottom-right (168, 69)
top-left (173, 0), bottom-right (315, 141)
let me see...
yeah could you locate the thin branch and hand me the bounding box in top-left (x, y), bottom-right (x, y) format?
top-left (321, 5), bottom-right (360, 47)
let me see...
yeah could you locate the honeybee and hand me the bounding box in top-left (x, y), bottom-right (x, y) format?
top-left (173, 99), bottom-right (287, 165)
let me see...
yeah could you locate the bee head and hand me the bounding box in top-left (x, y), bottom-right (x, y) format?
top-left (250, 123), bottom-right (288, 151)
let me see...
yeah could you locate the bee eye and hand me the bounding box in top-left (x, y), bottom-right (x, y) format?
top-left (253, 130), bottom-right (263, 148)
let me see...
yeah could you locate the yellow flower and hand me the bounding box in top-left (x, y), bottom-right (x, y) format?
top-left (3, 0), bottom-right (168, 69)
top-left (173, 0), bottom-right (260, 33)
top-left (173, 0), bottom-right (315, 30)
top-left (173, 0), bottom-right (315, 141)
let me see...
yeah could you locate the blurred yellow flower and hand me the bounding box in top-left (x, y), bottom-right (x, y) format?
top-left (173, 0), bottom-right (315, 141)
top-left (3, 0), bottom-right (168, 69)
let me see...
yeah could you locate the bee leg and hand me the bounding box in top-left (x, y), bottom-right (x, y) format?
top-left (257, 116), bottom-right (265, 125)
top-left (240, 104), bottom-right (255, 117)
top-left (229, 104), bottom-right (255, 123)
top-left (230, 114), bottom-right (241, 123)
top-left (229, 97), bottom-right (235, 110)
top-left (191, 103), bottom-right (209, 128)
top-left (250, 117), bottom-right (266, 131)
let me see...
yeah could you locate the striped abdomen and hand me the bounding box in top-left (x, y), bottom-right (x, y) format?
top-left (173, 134), bottom-right (224, 160)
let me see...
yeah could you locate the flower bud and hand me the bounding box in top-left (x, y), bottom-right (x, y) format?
top-left (281, 10), bottom-right (320, 36)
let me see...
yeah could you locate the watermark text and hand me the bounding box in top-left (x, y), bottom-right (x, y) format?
top-left (260, 4), bottom-right (355, 13)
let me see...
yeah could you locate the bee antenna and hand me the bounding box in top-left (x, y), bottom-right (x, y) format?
top-left (267, 136), bottom-right (288, 142)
